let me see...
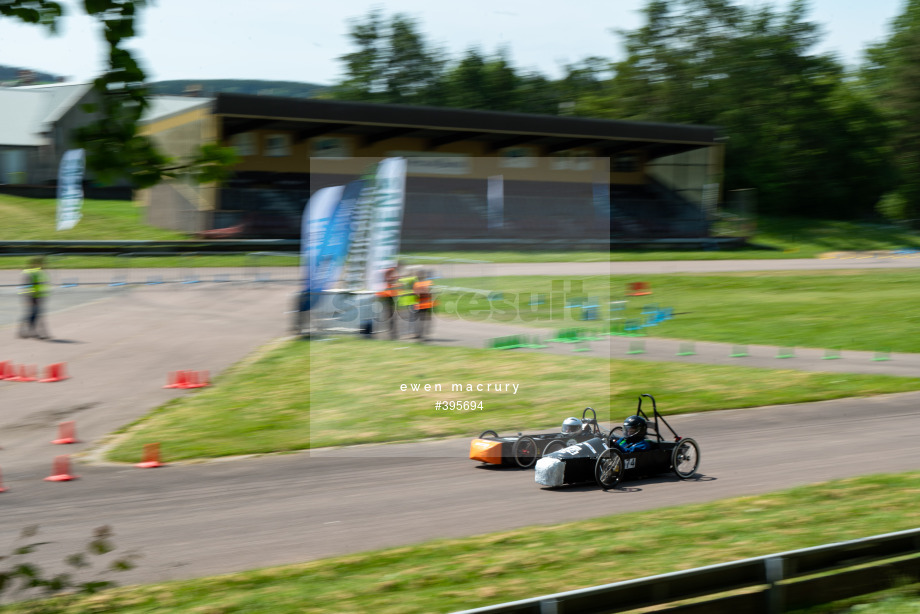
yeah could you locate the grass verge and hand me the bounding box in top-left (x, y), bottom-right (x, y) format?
top-left (442, 270), bottom-right (920, 353)
top-left (104, 337), bottom-right (920, 462)
top-left (0, 196), bottom-right (186, 241)
top-left (4, 472), bottom-right (919, 614)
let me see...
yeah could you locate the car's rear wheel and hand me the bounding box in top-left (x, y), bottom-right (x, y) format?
top-left (541, 440), bottom-right (566, 456)
top-left (478, 430), bottom-right (499, 439)
top-left (671, 437), bottom-right (700, 479)
top-left (512, 436), bottom-right (538, 468)
top-left (594, 448), bottom-right (625, 490)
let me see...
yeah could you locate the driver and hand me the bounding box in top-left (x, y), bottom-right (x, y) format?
top-left (561, 417), bottom-right (581, 435)
top-left (613, 415), bottom-right (651, 453)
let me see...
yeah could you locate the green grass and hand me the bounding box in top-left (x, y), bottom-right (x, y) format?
top-left (103, 337), bottom-right (920, 462)
top-left (406, 216), bottom-right (920, 261)
top-left (4, 472), bottom-right (919, 614)
top-left (442, 270), bottom-right (920, 353)
top-left (0, 195), bottom-right (187, 241)
top-left (795, 589), bottom-right (920, 614)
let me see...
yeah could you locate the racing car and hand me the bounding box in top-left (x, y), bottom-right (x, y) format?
top-left (534, 394), bottom-right (700, 489)
top-left (470, 407), bottom-right (617, 468)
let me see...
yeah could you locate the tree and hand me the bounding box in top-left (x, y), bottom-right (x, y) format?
top-left (604, 0), bottom-right (892, 218)
top-left (863, 0), bottom-right (920, 224)
top-left (1, 0), bottom-right (236, 189)
top-left (439, 47), bottom-right (525, 112)
top-left (335, 9), bottom-right (446, 105)
top-left (334, 10), bottom-right (563, 115)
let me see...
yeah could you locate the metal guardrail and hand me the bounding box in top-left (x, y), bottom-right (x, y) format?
top-left (450, 528), bottom-right (920, 614)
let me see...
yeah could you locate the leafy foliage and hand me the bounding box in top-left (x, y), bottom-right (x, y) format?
top-left (863, 0), bottom-right (920, 224)
top-left (1, 0), bottom-right (237, 189)
top-left (332, 4), bottom-right (905, 221)
top-left (606, 0), bottom-right (893, 218)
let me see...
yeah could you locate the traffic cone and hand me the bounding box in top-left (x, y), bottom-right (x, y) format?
top-left (39, 362), bottom-right (69, 383)
top-left (0, 361), bottom-right (10, 380)
top-left (183, 370), bottom-right (210, 389)
top-left (180, 370), bottom-right (199, 389)
top-left (52, 421), bottom-right (79, 445)
top-left (164, 370), bottom-right (187, 389)
top-left (44, 455), bottom-right (78, 481)
top-left (136, 443), bottom-right (164, 468)
top-left (7, 364), bottom-right (37, 382)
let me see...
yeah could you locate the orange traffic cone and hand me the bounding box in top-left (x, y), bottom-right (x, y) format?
top-left (8, 364), bottom-right (37, 382)
top-left (44, 455), bottom-right (78, 481)
top-left (164, 370), bottom-right (191, 389)
top-left (52, 421), bottom-right (80, 445)
top-left (39, 362), bottom-right (69, 383)
top-left (0, 361), bottom-right (10, 380)
top-left (181, 370), bottom-right (199, 389)
top-left (136, 443), bottom-right (164, 468)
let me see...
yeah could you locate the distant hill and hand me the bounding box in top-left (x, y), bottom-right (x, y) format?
top-left (0, 65), bottom-right (63, 85)
top-left (147, 79), bottom-right (330, 99)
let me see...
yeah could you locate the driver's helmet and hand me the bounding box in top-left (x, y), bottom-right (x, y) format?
top-left (561, 417), bottom-right (582, 435)
top-left (622, 415), bottom-right (648, 444)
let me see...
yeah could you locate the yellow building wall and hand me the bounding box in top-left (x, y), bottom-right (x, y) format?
top-left (136, 107), bottom-right (219, 215)
top-left (225, 129), bottom-right (655, 185)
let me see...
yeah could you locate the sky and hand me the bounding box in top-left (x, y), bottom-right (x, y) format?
top-left (0, 0), bottom-right (907, 86)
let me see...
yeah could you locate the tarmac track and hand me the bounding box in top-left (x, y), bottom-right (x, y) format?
top-left (0, 261), bottom-right (918, 589)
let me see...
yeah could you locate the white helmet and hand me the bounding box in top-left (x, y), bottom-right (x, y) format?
top-left (561, 417), bottom-right (581, 435)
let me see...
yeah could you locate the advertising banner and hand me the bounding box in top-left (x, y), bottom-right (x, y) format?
top-left (310, 179), bottom-right (364, 299)
top-left (56, 149), bottom-right (85, 231)
top-left (365, 157), bottom-right (407, 293)
top-left (301, 185), bottom-right (344, 311)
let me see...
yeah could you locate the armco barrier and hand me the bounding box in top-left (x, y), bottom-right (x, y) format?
top-left (450, 528), bottom-right (920, 614)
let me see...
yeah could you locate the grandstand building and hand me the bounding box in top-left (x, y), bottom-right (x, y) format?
top-left (139, 93), bottom-right (725, 248)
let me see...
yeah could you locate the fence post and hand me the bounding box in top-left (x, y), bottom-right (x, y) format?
top-left (765, 556), bottom-right (785, 614)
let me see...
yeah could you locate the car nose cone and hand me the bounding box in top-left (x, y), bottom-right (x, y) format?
top-left (535, 457), bottom-right (565, 487)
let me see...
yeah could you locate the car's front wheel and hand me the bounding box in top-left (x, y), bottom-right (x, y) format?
top-left (671, 437), bottom-right (700, 479)
top-left (594, 448), bottom-right (625, 490)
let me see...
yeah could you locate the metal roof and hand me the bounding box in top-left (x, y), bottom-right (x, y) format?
top-left (17, 82), bottom-right (94, 128)
top-left (0, 87), bottom-right (56, 146)
top-left (0, 83), bottom-right (212, 148)
top-left (213, 93), bottom-right (721, 159)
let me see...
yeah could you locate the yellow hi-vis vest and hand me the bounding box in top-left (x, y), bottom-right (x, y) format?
top-left (21, 268), bottom-right (49, 298)
top-left (397, 276), bottom-right (419, 307)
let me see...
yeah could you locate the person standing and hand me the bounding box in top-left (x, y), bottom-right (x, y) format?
top-left (413, 268), bottom-right (436, 341)
top-left (397, 266), bottom-right (420, 339)
top-left (376, 265), bottom-right (401, 340)
top-left (19, 256), bottom-right (51, 340)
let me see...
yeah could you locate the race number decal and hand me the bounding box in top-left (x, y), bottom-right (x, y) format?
top-left (562, 445), bottom-right (582, 455)
top-left (625, 458), bottom-right (637, 469)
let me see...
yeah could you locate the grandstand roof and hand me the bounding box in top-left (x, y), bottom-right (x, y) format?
top-left (213, 93), bottom-right (720, 160)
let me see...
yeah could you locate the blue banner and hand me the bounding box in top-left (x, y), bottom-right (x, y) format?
top-left (302, 180), bottom-right (363, 310)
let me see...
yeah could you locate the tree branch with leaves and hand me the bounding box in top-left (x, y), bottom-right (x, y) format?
top-left (2, 0), bottom-right (237, 189)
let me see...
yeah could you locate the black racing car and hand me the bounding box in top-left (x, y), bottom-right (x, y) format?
top-left (534, 394), bottom-right (700, 489)
top-left (470, 407), bottom-right (614, 468)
